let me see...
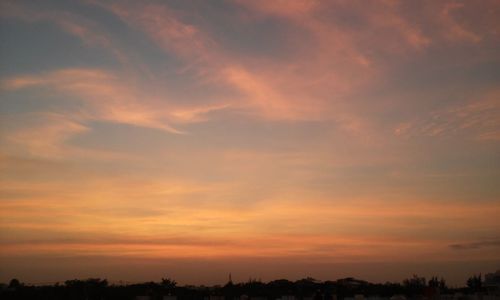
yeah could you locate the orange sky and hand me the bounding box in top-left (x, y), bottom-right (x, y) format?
top-left (0, 0), bottom-right (499, 286)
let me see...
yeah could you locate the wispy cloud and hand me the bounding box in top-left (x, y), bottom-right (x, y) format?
top-left (1, 67), bottom-right (237, 158)
top-left (394, 90), bottom-right (500, 141)
top-left (1, 112), bottom-right (89, 158)
top-left (2, 68), bottom-right (183, 137)
top-left (439, 2), bottom-right (482, 43)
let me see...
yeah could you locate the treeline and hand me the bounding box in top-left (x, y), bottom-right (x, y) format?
top-left (0, 274), bottom-right (490, 300)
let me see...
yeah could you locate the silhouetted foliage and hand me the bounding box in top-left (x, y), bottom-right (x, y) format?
top-left (8, 279), bottom-right (22, 290)
top-left (162, 278), bottom-right (178, 292)
top-left (466, 274), bottom-right (482, 291)
top-left (403, 274), bottom-right (426, 295)
top-left (1, 271), bottom-right (498, 300)
top-left (428, 276), bottom-right (447, 290)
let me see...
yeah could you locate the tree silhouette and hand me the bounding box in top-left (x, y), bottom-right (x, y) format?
top-left (8, 278), bottom-right (22, 289)
top-left (403, 275), bottom-right (426, 295)
top-left (428, 276), bottom-right (446, 290)
top-left (467, 274), bottom-right (482, 292)
top-left (162, 277), bottom-right (177, 290)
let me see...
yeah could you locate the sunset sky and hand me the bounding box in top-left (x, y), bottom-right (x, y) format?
top-left (1, 0), bottom-right (500, 286)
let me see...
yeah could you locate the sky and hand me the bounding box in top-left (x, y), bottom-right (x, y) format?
top-left (0, 0), bottom-right (499, 286)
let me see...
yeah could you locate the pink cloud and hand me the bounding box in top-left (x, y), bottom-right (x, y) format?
top-left (100, 1), bottom-right (213, 62)
top-left (94, 1), bottom-right (373, 125)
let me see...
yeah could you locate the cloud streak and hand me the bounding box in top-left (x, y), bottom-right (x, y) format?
top-left (449, 239), bottom-right (500, 250)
